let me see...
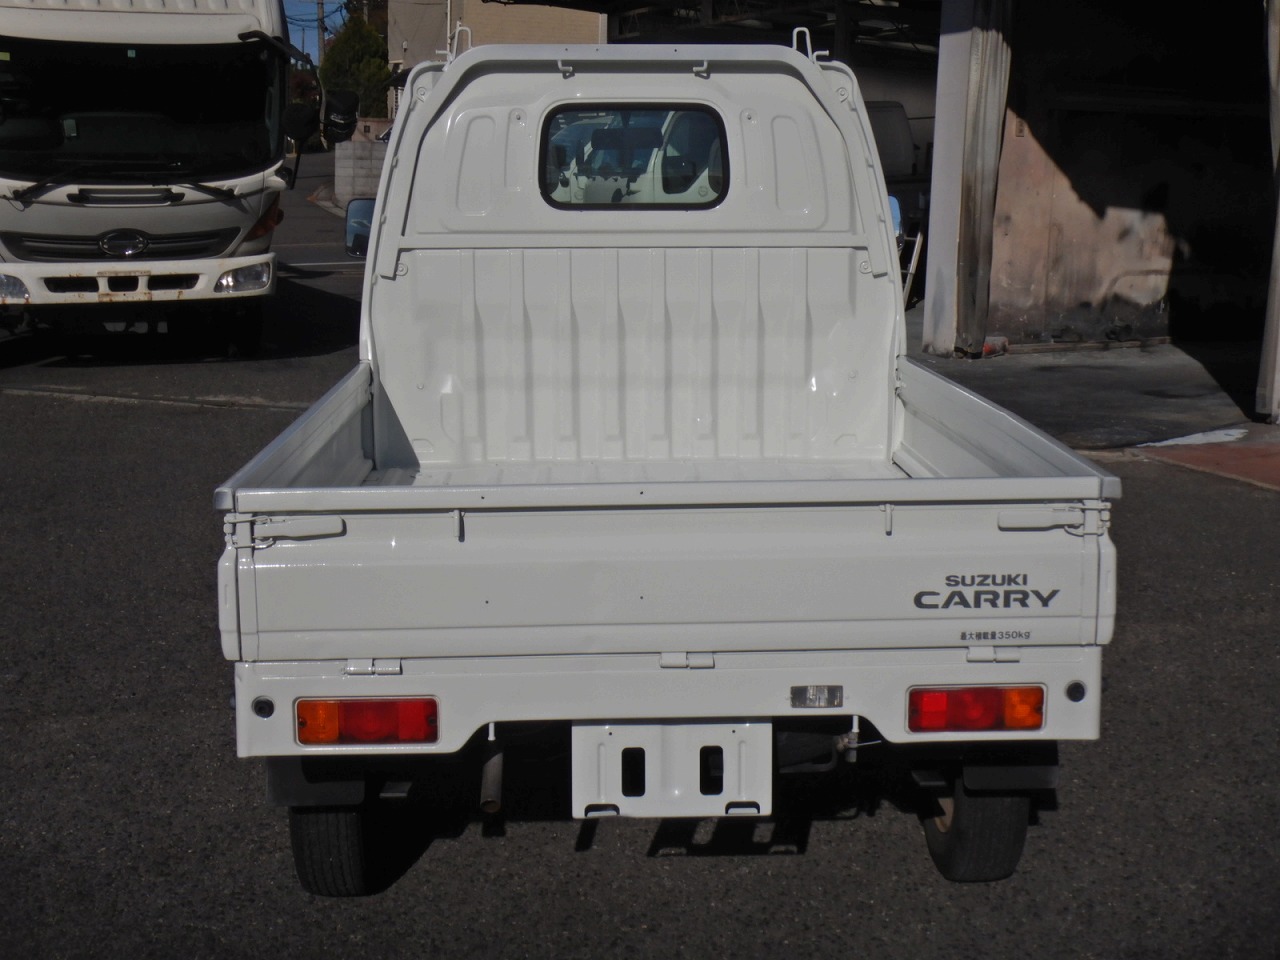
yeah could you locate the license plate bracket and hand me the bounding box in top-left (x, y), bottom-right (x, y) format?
top-left (570, 720), bottom-right (773, 819)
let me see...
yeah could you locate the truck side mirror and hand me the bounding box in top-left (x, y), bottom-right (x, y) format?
top-left (323, 89), bottom-right (360, 145)
top-left (662, 155), bottom-right (697, 193)
top-left (283, 102), bottom-right (321, 144)
top-left (548, 145), bottom-right (573, 188)
top-left (280, 103), bottom-right (320, 190)
top-left (345, 198), bottom-right (375, 258)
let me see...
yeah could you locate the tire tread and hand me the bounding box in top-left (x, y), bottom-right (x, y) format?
top-left (289, 806), bottom-right (370, 897)
top-left (923, 783), bottom-right (1030, 883)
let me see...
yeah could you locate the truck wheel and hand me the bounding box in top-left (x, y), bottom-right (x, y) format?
top-left (922, 779), bottom-right (1030, 882)
top-left (288, 805), bottom-right (374, 897)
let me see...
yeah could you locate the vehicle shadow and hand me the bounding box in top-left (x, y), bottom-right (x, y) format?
top-left (386, 730), bottom-right (944, 864)
top-left (257, 276), bottom-right (361, 361)
top-left (348, 727), bottom-right (1057, 895)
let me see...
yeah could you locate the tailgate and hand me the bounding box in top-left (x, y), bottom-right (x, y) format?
top-left (231, 495), bottom-right (1114, 663)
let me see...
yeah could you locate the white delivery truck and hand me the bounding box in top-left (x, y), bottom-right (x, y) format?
top-left (216, 41), bottom-right (1120, 896)
top-left (0, 0), bottom-right (312, 350)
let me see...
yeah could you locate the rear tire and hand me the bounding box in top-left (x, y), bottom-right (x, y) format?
top-left (288, 806), bottom-right (372, 897)
top-left (922, 778), bottom-right (1030, 882)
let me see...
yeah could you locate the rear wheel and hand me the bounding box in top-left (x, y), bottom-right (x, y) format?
top-left (288, 805), bottom-right (373, 897)
top-left (922, 777), bottom-right (1030, 882)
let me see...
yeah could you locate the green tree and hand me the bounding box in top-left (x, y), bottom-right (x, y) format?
top-left (319, 15), bottom-right (390, 119)
top-left (341, 0), bottom-right (388, 38)
top-left (288, 64), bottom-right (319, 105)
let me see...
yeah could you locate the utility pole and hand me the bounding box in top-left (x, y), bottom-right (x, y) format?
top-left (315, 0), bottom-right (324, 67)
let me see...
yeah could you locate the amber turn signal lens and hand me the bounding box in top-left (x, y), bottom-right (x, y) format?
top-left (296, 699), bottom-right (341, 743)
top-left (1002, 686), bottom-right (1046, 730)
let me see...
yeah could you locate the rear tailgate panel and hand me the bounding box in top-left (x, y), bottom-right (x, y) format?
top-left (241, 497), bottom-right (1110, 662)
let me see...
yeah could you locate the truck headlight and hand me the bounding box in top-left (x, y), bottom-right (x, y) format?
top-left (0, 274), bottom-right (30, 302)
top-left (214, 263), bottom-right (272, 294)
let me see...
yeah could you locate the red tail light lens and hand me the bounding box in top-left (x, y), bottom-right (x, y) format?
top-left (908, 686), bottom-right (1044, 732)
top-left (296, 698), bottom-right (438, 744)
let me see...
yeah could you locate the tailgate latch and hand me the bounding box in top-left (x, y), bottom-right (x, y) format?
top-left (250, 515), bottom-right (346, 547)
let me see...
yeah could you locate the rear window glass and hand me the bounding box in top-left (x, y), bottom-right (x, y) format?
top-left (541, 106), bottom-right (727, 209)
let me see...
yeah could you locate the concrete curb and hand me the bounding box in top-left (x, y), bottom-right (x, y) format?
top-left (1129, 421), bottom-right (1280, 492)
top-left (307, 182), bottom-right (345, 218)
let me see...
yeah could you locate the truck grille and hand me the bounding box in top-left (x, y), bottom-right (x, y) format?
top-left (0, 228), bottom-right (240, 262)
top-left (43, 275), bottom-right (200, 294)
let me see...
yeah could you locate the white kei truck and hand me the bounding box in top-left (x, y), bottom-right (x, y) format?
top-left (215, 40), bottom-right (1120, 896)
top-left (0, 0), bottom-right (309, 350)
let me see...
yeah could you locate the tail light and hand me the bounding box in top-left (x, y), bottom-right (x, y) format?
top-left (908, 686), bottom-right (1044, 732)
top-left (296, 698), bottom-right (438, 744)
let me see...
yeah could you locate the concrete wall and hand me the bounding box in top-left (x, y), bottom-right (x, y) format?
top-left (334, 140), bottom-right (387, 208)
top-left (345, 3), bottom-right (601, 205)
top-left (988, 0), bottom-right (1271, 345)
top-left (459, 1), bottom-right (604, 47)
top-left (388, 1), bottom-right (604, 76)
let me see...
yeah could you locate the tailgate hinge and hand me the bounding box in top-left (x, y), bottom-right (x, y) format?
top-left (345, 658), bottom-right (403, 676)
top-left (659, 651), bottom-right (715, 669)
top-left (966, 645), bottom-right (1022, 663)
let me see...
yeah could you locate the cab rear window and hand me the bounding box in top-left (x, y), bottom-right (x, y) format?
top-left (541, 106), bottom-right (727, 209)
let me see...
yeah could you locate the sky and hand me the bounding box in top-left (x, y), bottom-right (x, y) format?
top-left (283, 0), bottom-right (346, 65)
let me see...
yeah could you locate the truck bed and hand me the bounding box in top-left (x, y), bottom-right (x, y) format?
top-left (217, 356), bottom-right (1116, 514)
top-left (218, 354), bottom-right (1116, 686)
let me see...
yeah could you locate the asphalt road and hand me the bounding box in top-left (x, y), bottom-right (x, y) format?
top-left (1, 152), bottom-right (1277, 960)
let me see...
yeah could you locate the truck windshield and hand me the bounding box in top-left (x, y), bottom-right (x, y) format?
top-left (0, 35), bottom-right (285, 182)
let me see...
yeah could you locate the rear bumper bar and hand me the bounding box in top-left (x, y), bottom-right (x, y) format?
top-left (234, 645), bottom-right (1103, 757)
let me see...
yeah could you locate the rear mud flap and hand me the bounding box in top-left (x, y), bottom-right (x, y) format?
top-left (571, 721), bottom-right (773, 819)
